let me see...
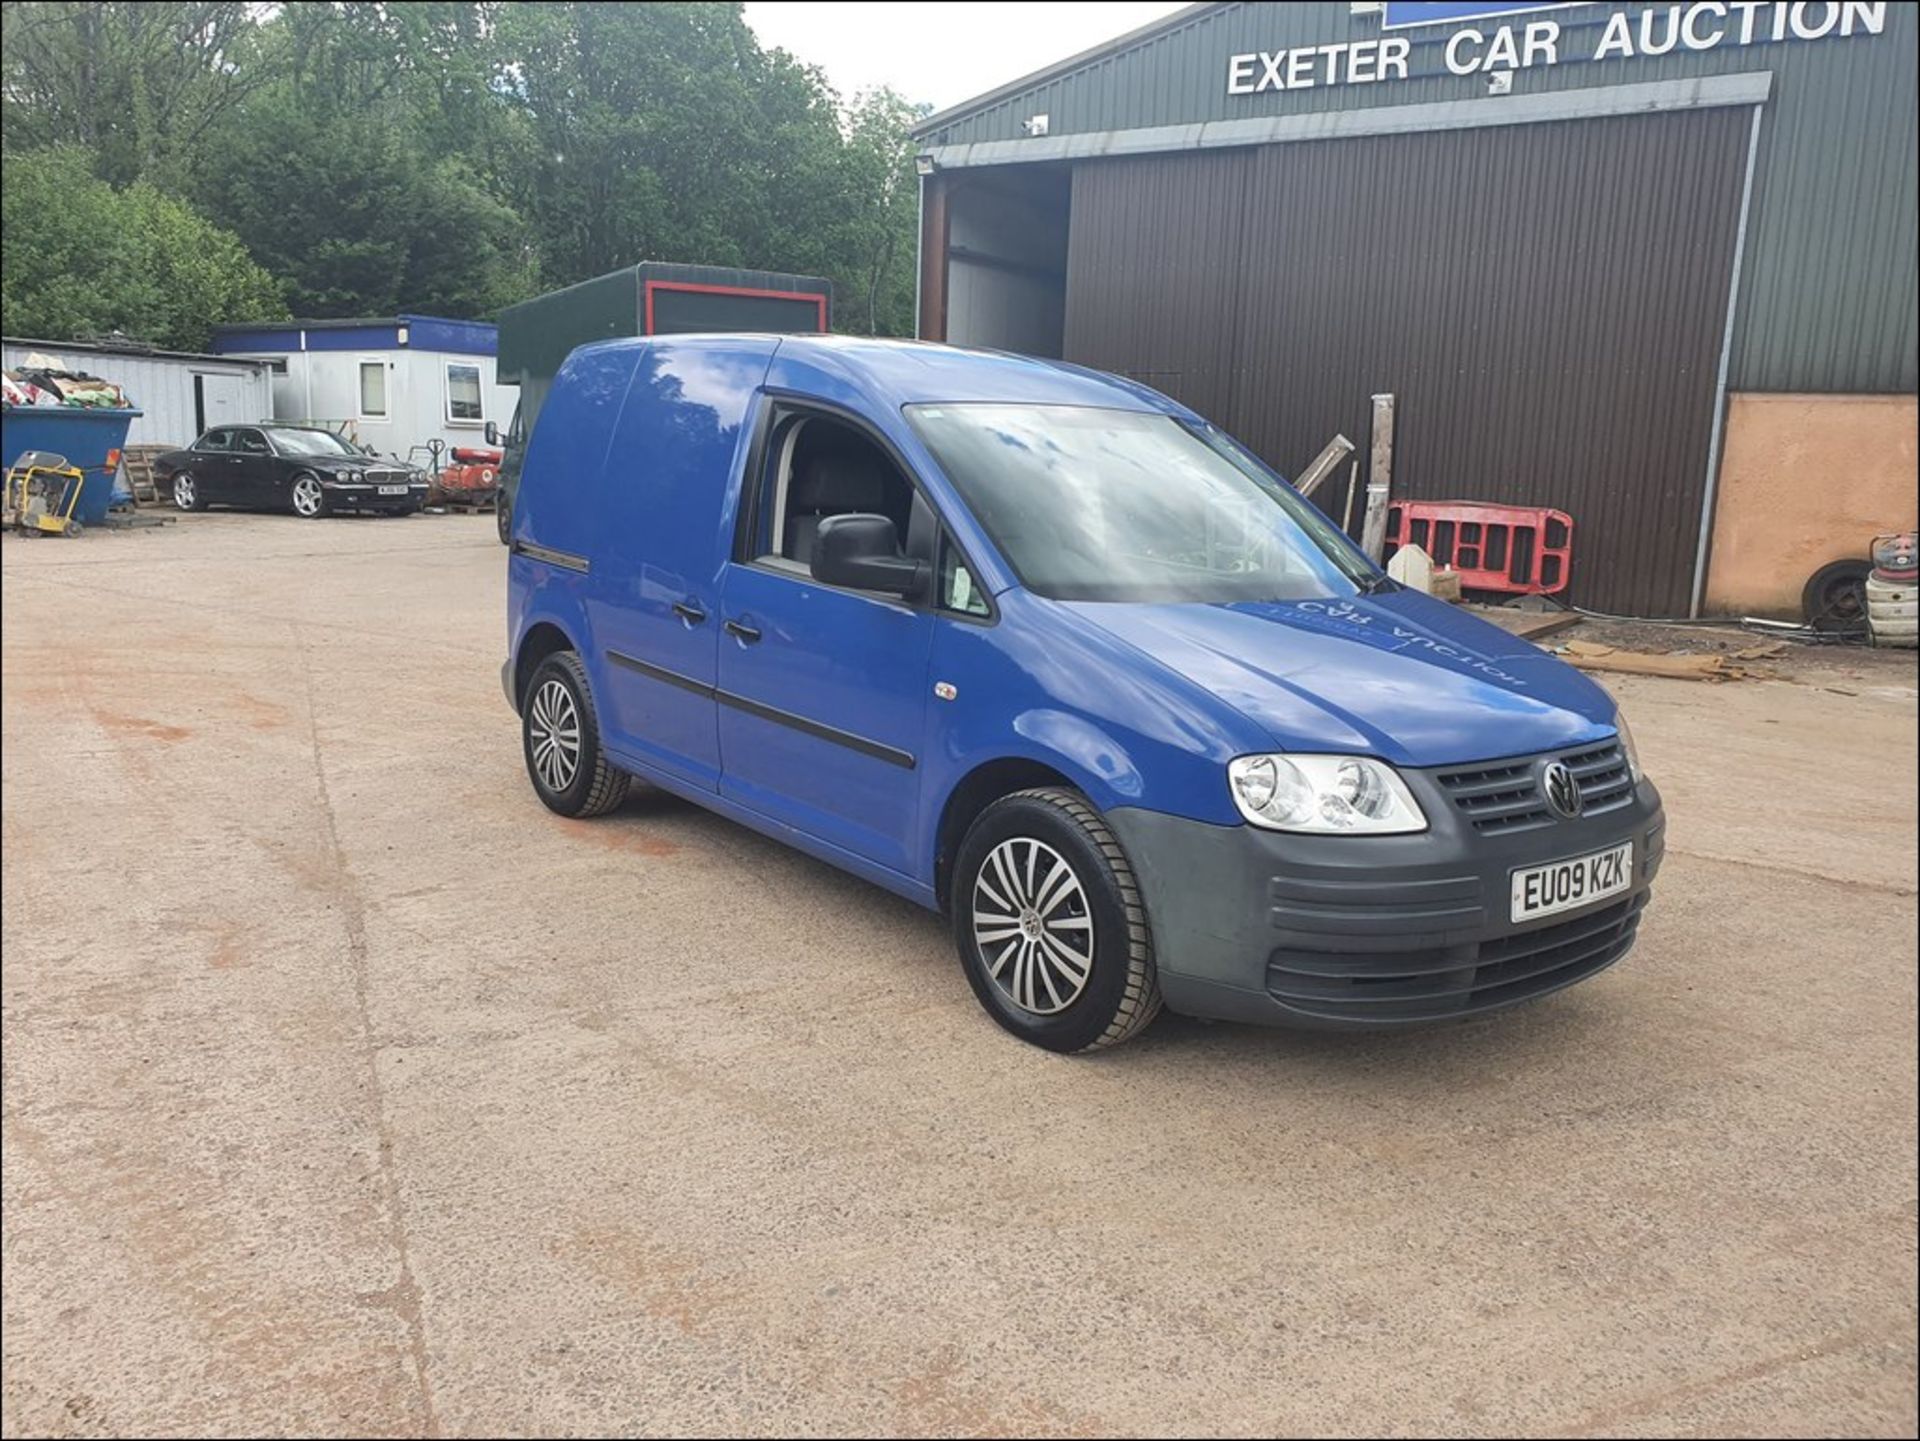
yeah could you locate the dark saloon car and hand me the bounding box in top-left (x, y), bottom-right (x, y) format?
top-left (157, 425), bottom-right (427, 518)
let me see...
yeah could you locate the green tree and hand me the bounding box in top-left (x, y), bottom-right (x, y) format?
top-left (0, 147), bottom-right (286, 349)
top-left (2, 1), bottom-right (931, 334)
top-left (187, 1), bottom-right (533, 318)
top-left (400, 163), bottom-right (540, 322)
top-left (492, 3), bottom-right (853, 286)
top-left (0, 1), bottom-right (274, 189)
top-left (835, 89), bottom-right (922, 336)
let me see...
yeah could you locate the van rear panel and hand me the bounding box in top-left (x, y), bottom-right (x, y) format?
top-left (512, 343), bottom-right (644, 565)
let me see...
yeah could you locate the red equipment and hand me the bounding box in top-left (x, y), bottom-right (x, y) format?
top-left (431, 446), bottom-right (502, 508)
top-left (1384, 500), bottom-right (1573, 596)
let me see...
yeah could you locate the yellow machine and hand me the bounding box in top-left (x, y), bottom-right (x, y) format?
top-left (4, 450), bottom-right (85, 537)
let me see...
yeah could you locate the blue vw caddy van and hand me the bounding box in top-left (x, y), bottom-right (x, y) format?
top-left (503, 335), bottom-right (1663, 1052)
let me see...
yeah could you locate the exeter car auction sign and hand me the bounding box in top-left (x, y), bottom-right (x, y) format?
top-left (1226, 1), bottom-right (1887, 94)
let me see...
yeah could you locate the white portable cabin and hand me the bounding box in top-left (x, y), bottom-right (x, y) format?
top-left (209, 314), bottom-right (517, 469)
top-left (3, 336), bottom-right (274, 449)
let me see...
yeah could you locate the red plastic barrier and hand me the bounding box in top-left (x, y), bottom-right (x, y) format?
top-left (1384, 501), bottom-right (1573, 595)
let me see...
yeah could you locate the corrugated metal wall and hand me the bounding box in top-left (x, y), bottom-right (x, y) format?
top-left (1064, 105), bottom-right (1751, 616)
top-left (923, 1), bottom-right (1919, 393)
top-left (1063, 150), bottom-right (1248, 422)
top-left (1735, 19), bottom-right (1918, 390)
top-left (3, 343), bottom-right (272, 449)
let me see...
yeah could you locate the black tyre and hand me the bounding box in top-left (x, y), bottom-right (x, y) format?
top-left (522, 651), bottom-right (629, 818)
top-left (290, 472), bottom-right (329, 519)
top-left (953, 787), bottom-right (1161, 1053)
top-left (173, 469), bottom-right (207, 511)
top-left (495, 491), bottom-right (512, 544)
top-left (1802, 558), bottom-right (1871, 632)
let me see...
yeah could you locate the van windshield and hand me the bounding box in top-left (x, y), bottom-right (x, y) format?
top-left (906, 403), bottom-right (1372, 603)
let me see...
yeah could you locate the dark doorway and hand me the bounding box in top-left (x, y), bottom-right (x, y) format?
top-left (943, 164), bottom-right (1072, 359)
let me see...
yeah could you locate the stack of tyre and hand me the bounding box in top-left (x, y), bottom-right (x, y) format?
top-left (1867, 531), bottom-right (1917, 649)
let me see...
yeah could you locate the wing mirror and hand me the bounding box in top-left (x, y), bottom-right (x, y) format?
top-left (483, 420), bottom-right (500, 447)
top-left (810, 514), bottom-right (929, 600)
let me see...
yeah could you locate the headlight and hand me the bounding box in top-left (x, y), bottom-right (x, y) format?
top-left (1614, 710), bottom-right (1643, 781)
top-left (1228, 754), bottom-right (1427, 834)
top-left (340, 469), bottom-right (360, 484)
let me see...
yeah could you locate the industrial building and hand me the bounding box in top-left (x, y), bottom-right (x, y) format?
top-left (2, 336), bottom-right (273, 450)
top-left (211, 314), bottom-right (516, 472)
top-left (912, 0), bottom-right (1918, 616)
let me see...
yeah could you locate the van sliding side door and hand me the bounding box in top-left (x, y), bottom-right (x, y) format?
top-left (583, 338), bottom-right (779, 791)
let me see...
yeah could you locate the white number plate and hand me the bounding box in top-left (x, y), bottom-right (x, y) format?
top-left (1511, 842), bottom-right (1633, 923)
top-left (378, 484), bottom-right (408, 495)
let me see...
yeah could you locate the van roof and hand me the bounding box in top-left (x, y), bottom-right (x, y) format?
top-left (585, 333), bottom-right (1186, 415)
top-left (785, 334), bottom-right (1181, 412)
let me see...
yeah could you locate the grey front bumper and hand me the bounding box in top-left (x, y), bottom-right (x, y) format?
top-left (1107, 775), bottom-right (1665, 1030)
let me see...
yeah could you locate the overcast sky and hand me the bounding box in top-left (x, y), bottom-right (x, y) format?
top-left (742, 2), bottom-right (1189, 114)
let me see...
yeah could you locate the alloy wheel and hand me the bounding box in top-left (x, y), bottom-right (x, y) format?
top-left (528, 678), bottom-right (581, 793)
top-left (292, 476), bottom-right (324, 517)
top-left (174, 474), bottom-right (195, 509)
top-left (971, 836), bottom-right (1096, 1015)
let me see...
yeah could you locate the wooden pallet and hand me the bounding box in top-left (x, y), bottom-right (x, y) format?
top-left (120, 445), bottom-right (174, 506)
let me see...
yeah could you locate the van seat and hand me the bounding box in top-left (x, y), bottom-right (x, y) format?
top-left (785, 451), bottom-right (891, 565)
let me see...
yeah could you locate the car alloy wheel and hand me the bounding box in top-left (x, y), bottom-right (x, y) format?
top-left (954, 788), bottom-right (1161, 1052)
top-left (970, 836), bottom-right (1096, 1015)
top-left (292, 475), bottom-right (325, 518)
top-left (173, 473), bottom-right (196, 510)
top-left (521, 652), bottom-right (630, 818)
top-left (527, 677), bottom-right (581, 793)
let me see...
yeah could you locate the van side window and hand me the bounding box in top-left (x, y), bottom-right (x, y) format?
top-left (747, 412), bottom-right (915, 573)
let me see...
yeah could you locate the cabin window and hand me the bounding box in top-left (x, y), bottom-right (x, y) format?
top-left (358, 361), bottom-right (387, 419)
top-left (446, 362), bottom-right (484, 424)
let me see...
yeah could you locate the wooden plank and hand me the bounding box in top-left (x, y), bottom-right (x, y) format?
top-left (1558, 639), bottom-right (1757, 682)
top-left (1461, 604), bottom-right (1584, 640)
top-left (1360, 393), bottom-right (1393, 563)
top-left (1293, 433), bottom-right (1354, 498)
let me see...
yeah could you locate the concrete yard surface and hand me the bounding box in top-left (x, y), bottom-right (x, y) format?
top-left (3, 514), bottom-right (1916, 1438)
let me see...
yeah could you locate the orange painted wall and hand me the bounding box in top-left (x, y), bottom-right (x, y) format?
top-left (1704, 393), bottom-right (1919, 617)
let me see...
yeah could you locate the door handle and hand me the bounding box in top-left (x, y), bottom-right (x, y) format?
top-left (724, 618), bottom-right (762, 644)
top-left (671, 600), bottom-right (707, 625)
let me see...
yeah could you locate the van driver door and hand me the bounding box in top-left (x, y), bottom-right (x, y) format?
top-left (715, 403), bottom-right (935, 876)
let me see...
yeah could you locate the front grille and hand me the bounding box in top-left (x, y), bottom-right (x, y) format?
top-left (1436, 742), bottom-right (1633, 834)
top-left (1265, 892), bottom-right (1648, 1024)
top-left (363, 468), bottom-right (408, 485)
